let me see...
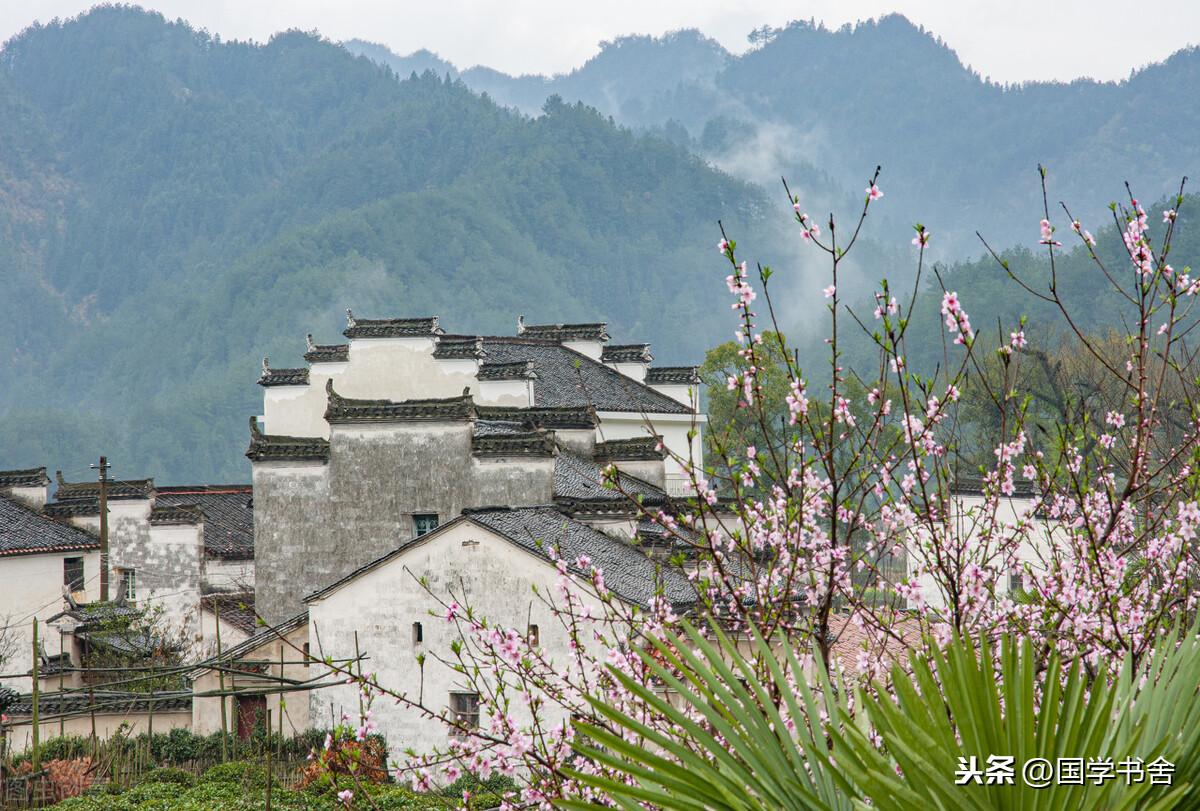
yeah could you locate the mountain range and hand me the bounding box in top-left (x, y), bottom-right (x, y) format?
top-left (0, 6), bottom-right (1196, 483)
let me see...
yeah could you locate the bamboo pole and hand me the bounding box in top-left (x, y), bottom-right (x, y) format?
top-left (215, 602), bottom-right (228, 762)
top-left (31, 618), bottom-right (39, 774)
top-left (264, 709), bottom-right (273, 811)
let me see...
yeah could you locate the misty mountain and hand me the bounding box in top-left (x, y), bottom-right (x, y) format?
top-left (0, 7), bottom-right (803, 484)
top-left (357, 15), bottom-right (1200, 252)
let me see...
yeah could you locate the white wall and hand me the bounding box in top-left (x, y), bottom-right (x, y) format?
top-left (595, 412), bottom-right (706, 496)
top-left (909, 492), bottom-right (1056, 610)
top-left (0, 550), bottom-right (100, 690)
top-left (306, 521), bottom-right (603, 759)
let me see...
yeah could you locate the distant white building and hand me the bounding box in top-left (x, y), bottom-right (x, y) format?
top-left (908, 476), bottom-right (1056, 610)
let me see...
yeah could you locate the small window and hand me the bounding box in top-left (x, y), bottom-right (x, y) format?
top-left (449, 692), bottom-right (479, 735)
top-left (1009, 570), bottom-right (1025, 594)
top-left (118, 568), bottom-right (137, 601)
top-left (413, 514), bottom-right (439, 537)
top-left (64, 557), bottom-right (85, 592)
top-left (302, 642), bottom-right (311, 668)
top-left (527, 624), bottom-right (539, 647)
top-left (412, 622), bottom-right (423, 645)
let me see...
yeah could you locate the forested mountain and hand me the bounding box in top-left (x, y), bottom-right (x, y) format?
top-left (1, 7), bottom-right (1196, 485)
top-left (352, 16), bottom-right (1200, 252)
top-left (0, 6), bottom-right (796, 484)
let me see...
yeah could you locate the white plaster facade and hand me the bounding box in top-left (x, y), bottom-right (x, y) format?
top-left (304, 519), bottom-right (608, 758)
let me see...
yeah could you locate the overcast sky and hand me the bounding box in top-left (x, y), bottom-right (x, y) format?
top-left (3, 1), bottom-right (1198, 83)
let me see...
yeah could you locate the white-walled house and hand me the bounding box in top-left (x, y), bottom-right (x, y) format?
top-left (0, 468), bottom-right (100, 690)
top-left (908, 476), bottom-right (1057, 610)
top-left (302, 507), bottom-right (694, 757)
top-left (250, 313), bottom-right (706, 625)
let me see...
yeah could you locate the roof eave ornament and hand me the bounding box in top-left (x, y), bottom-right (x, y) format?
top-left (346, 308), bottom-right (357, 328)
top-left (306, 333), bottom-right (316, 351)
top-left (517, 314), bottom-right (525, 335)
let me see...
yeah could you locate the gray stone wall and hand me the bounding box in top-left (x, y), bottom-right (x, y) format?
top-left (254, 423), bottom-right (556, 624)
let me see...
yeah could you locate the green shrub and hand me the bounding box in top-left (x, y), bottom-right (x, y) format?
top-left (201, 760), bottom-right (273, 788)
top-left (135, 766), bottom-right (196, 787)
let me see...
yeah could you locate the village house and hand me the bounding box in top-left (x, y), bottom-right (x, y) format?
top-left (0, 466), bottom-right (256, 747)
top-left (0, 468), bottom-right (99, 691)
top-left (907, 475), bottom-right (1057, 610)
top-left (250, 313), bottom-right (705, 626)
top-left (241, 312), bottom-right (706, 754)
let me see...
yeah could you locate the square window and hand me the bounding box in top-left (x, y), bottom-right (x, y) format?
top-left (527, 624), bottom-right (539, 647)
top-left (64, 557), bottom-right (85, 592)
top-left (1009, 570), bottom-right (1024, 594)
top-left (413, 514), bottom-right (439, 537)
top-left (449, 692), bottom-right (479, 735)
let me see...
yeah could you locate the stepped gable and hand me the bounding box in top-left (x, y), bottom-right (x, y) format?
top-left (478, 360), bottom-right (537, 380)
top-left (472, 429), bottom-right (557, 458)
top-left (432, 335), bottom-right (485, 359)
top-left (246, 416), bottom-right (330, 463)
top-left (516, 319), bottom-right (609, 343)
top-left (0, 493), bottom-right (98, 557)
top-left (0, 467), bottom-right (50, 489)
top-left (476, 404), bottom-right (596, 430)
top-left (148, 504), bottom-right (203, 525)
top-left (595, 437), bottom-right (667, 461)
top-left (645, 366), bottom-right (701, 385)
top-left (157, 485), bottom-right (253, 560)
top-left (257, 357), bottom-right (309, 387)
top-left (601, 344), bottom-right (653, 364)
top-left (324, 380), bottom-right (476, 423)
top-left (53, 471), bottom-right (154, 502)
top-left (342, 310), bottom-right (442, 339)
top-left (304, 334), bottom-right (349, 364)
top-left (479, 338), bottom-right (691, 414)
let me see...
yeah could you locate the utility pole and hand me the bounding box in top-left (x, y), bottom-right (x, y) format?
top-left (31, 618), bottom-right (40, 774)
top-left (93, 457), bottom-right (110, 602)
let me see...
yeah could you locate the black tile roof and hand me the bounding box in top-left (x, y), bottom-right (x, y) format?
top-left (200, 591), bottom-right (259, 635)
top-left (157, 486), bottom-right (254, 560)
top-left (472, 430), bottom-right (557, 458)
top-left (467, 508), bottom-right (695, 608)
top-left (246, 417), bottom-right (330, 463)
top-left (478, 360), bottom-right (537, 381)
top-left (595, 437), bottom-right (666, 461)
top-left (0, 493), bottom-right (98, 557)
top-left (476, 404), bottom-right (597, 430)
top-left (53, 472), bottom-right (154, 501)
top-left (325, 381), bottom-right (476, 423)
top-left (304, 334), bottom-right (349, 364)
top-left (554, 453), bottom-right (665, 505)
top-left (433, 335), bottom-right (485, 359)
top-left (0, 467), bottom-right (50, 489)
top-left (646, 366), bottom-right (701, 385)
top-left (6, 691), bottom-right (192, 718)
top-left (47, 599), bottom-right (142, 630)
top-left (257, 359), bottom-right (309, 387)
top-left (517, 320), bottom-right (610, 342)
top-left (305, 508), bottom-right (694, 609)
top-left (191, 611), bottom-right (309, 677)
top-left (602, 344), bottom-right (653, 364)
top-left (472, 419), bottom-right (528, 437)
top-left (480, 339), bottom-right (691, 414)
top-left (951, 474), bottom-right (1038, 499)
top-left (148, 504), bottom-right (202, 525)
top-left (343, 311), bottom-right (442, 339)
